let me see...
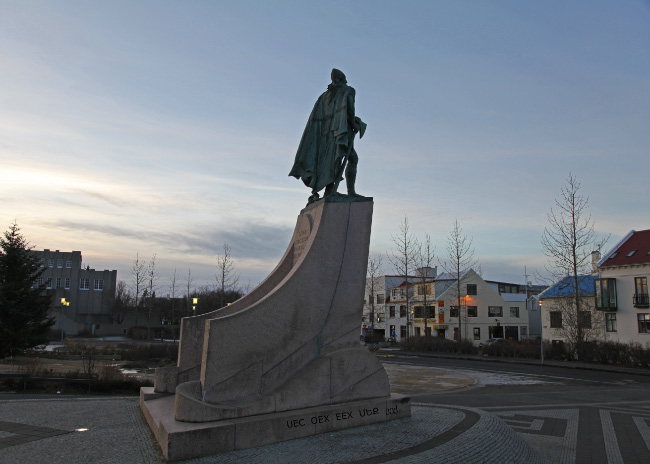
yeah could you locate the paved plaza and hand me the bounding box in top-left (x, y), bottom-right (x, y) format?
top-left (2, 358), bottom-right (649, 463)
top-left (0, 396), bottom-right (545, 463)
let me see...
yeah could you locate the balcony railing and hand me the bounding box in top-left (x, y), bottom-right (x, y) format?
top-left (633, 293), bottom-right (649, 308)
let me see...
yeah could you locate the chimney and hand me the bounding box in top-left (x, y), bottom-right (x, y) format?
top-left (591, 250), bottom-right (601, 275)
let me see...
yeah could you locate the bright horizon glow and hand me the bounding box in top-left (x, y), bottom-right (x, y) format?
top-left (1, 1), bottom-right (649, 294)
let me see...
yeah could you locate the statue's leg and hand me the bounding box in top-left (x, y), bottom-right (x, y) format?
top-left (345, 152), bottom-right (359, 196)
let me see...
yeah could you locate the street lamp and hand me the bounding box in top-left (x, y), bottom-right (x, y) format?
top-left (192, 298), bottom-right (198, 314)
top-left (60, 298), bottom-right (70, 343)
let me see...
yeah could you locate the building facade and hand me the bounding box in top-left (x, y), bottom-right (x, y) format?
top-left (363, 267), bottom-right (541, 345)
top-left (595, 229), bottom-right (650, 344)
top-left (31, 249), bottom-right (118, 337)
top-left (539, 275), bottom-right (599, 345)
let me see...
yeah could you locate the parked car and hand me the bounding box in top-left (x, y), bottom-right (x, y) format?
top-left (479, 338), bottom-right (511, 349)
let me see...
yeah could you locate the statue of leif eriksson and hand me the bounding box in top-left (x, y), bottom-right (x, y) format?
top-left (289, 69), bottom-right (367, 203)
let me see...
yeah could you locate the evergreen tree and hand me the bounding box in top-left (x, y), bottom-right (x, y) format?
top-left (0, 222), bottom-right (54, 359)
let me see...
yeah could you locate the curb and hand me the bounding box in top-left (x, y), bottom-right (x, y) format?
top-left (381, 349), bottom-right (650, 377)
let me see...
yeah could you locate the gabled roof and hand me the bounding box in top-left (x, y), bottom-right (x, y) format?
top-left (539, 275), bottom-right (597, 299)
top-left (599, 229), bottom-right (650, 268)
top-left (435, 270), bottom-right (471, 281)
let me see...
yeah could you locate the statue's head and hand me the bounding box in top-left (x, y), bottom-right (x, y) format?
top-left (331, 68), bottom-right (347, 85)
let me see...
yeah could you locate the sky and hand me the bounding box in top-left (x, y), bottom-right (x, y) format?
top-left (2, 1), bottom-right (650, 294)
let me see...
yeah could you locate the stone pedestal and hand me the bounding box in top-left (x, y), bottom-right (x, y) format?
top-left (141, 197), bottom-right (410, 460)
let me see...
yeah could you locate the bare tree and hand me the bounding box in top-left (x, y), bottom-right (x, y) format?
top-left (146, 254), bottom-right (159, 339)
top-left (131, 253), bottom-right (146, 327)
top-left (440, 220), bottom-right (477, 349)
top-left (216, 243), bottom-right (240, 308)
top-left (388, 217), bottom-right (418, 339)
top-left (169, 268), bottom-right (179, 341)
top-left (365, 254), bottom-right (383, 342)
top-left (541, 174), bottom-right (608, 352)
top-left (111, 280), bottom-right (132, 324)
top-left (414, 233), bottom-right (435, 336)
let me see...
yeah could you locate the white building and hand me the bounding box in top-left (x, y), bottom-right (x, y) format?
top-left (595, 229), bottom-right (650, 343)
top-left (363, 267), bottom-right (541, 345)
top-left (434, 269), bottom-right (532, 344)
top-left (538, 274), bottom-right (599, 345)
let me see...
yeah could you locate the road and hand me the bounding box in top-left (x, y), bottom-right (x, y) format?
top-left (381, 354), bottom-right (650, 463)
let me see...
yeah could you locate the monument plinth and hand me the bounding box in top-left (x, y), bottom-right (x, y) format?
top-left (141, 197), bottom-right (410, 461)
top-left (142, 69), bottom-right (410, 461)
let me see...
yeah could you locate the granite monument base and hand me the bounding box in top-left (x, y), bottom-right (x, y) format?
top-left (140, 388), bottom-right (410, 462)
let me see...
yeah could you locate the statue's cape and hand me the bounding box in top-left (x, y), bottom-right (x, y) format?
top-left (289, 85), bottom-right (355, 192)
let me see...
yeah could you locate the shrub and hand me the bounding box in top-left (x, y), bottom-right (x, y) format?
top-left (399, 336), bottom-right (477, 354)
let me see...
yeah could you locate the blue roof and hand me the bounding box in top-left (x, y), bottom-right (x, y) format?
top-left (539, 275), bottom-right (597, 298)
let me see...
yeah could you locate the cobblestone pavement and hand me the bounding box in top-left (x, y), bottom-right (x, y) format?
top-left (0, 396), bottom-right (545, 463)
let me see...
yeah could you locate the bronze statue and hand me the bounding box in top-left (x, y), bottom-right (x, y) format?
top-left (289, 69), bottom-right (366, 203)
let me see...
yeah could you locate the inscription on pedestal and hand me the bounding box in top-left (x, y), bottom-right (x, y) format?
top-left (285, 405), bottom-right (403, 429)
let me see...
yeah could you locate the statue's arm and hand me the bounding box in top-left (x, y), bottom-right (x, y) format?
top-left (347, 94), bottom-right (361, 133)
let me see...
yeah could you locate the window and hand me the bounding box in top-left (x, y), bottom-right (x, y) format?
top-left (606, 313), bottom-right (617, 332)
top-left (488, 306), bottom-right (503, 317)
top-left (550, 311), bottom-right (562, 328)
top-left (46, 278), bottom-right (52, 289)
top-left (38, 277), bottom-right (43, 286)
top-left (400, 325), bottom-right (407, 338)
top-left (389, 325), bottom-right (396, 338)
top-left (56, 277), bottom-right (61, 289)
top-left (94, 279), bottom-right (104, 291)
top-left (634, 277), bottom-right (649, 308)
top-left (415, 327), bottom-right (421, 336)
top-left (520, 326), bottom-right (528, 337)
top-left (57, 259), bottom-right (63, 268)
top-left (66, 260), bottom-right (72, 268)
top-left (510, 307), bottom-right (520, 318)
top-left (595, 278), bottom-right (617, 310)
top-left (638, 314), bottom-right (650, 333)
top-left (399, 305), bottom-right (406, 318)
top-left (627, 250), bottom-right (637, 257)
top-left (579, 311), bottom-right (592, 329)
top-left (80, 278), bottom-right (90, 290)
top-left (473, 327), bottom-right (480, 340)
top-left (467, 284), bottom-right (477, 295)
top-left (414, 306), bottom-right (423, 318)
top-left (467, 306), bottom-right (478, 317)
top-left (376, 294), bottom-right (384, 304)
top-left (389, 306), bottom-right (395, 318)
top-left (39, 258), bottom-right (44, 267)
top-left (417, 284), bottom-right (431, 295)
top-left (450, 306), bottom-right (459, 318)
top-left (65, 278), bottom-right (70, 289)
top-left (48, 259), bottom-right (53, 268)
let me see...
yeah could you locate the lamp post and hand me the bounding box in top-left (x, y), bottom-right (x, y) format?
top-left (60, 298), bottom-right (70, 343)
top-left (539, 299), bottom-right (544, 364)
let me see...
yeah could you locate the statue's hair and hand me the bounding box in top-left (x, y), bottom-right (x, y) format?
top-left (331, 68), bottom-right (347, 84)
